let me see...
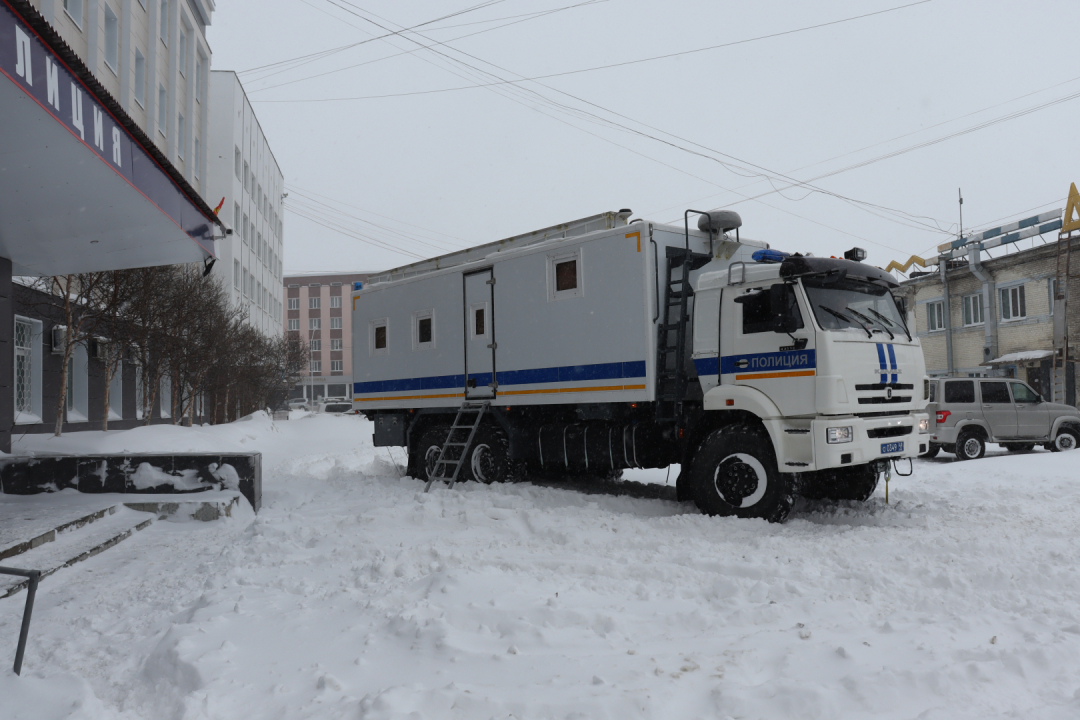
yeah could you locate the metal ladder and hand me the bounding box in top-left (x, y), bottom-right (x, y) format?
top-left (424, 401), bottom-right (489, 491)
top-left (655, 247), bottom-right (711, 422)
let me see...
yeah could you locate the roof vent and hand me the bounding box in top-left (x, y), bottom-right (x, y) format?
top-left (697, 210), bottom-right (742, 234)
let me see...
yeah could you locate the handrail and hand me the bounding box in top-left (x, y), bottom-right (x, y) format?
top-left (0, 566), bottom-right (41, 675)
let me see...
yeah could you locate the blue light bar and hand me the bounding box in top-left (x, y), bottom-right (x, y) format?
top-left (751, 249), bottom-right (790, 264)
top-left (353, 281), bottom-right (364, 290)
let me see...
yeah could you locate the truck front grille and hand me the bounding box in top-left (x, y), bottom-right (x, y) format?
top-left (855, 383), bottom-right (914, 391)
top-left (867, 425), bottom-right (912, 439)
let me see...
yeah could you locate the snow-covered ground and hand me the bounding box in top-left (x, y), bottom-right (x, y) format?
top-left (4, 413), bottom-right (1080, 719)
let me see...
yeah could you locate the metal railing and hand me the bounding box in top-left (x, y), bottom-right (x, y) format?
top-left (0, 566), bottom-right (40, 675)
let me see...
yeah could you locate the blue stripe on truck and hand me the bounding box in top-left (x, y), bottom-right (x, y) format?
top-left (354, 360), bottom-right (647, 395)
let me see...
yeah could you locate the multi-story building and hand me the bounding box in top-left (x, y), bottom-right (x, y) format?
top-left (896, 239), bottom-right (1079, 406)
top-left (2, 1), bottom-right (222, 447)
top-left (284, 272), bottom-right (372, 402)
top-left (32, 0), bottom-right (214, 193)
top-left (207, 70), bottom-right (284, 337)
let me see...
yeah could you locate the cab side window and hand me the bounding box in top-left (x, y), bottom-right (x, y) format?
top-left (1011, 382), bottom-right (1039, 403)
top-left (741, 284), bottom-right (803, 335)
top-left (981, 381), bottom-right (1010, 404)
top-left (944, 380), bottom-right (974, 403)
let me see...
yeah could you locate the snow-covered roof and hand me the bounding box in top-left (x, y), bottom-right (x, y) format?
top-left (988, 350), bottom-right (1053, 365)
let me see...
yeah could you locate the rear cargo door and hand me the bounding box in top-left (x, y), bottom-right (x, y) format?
top-left (464, 269), bottom-right (496, 399)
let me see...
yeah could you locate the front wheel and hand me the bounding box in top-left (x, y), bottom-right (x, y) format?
top-left (955, 431), bottom-right (985, 461)
top-left (1050, 427), bottom-right (1079, 452)
top-left (689, 425), bottom-right (796, 523)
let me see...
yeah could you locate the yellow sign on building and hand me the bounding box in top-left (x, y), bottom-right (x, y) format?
top-left (1063, 182), bottom-right (1080, 234)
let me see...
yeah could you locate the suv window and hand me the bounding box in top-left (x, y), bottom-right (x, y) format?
top-left (1011, 382), bottom-right (1040, 403)
top-left (944, 380), bottom-right (975, 403)
top-left (981, 381), bottom-right (1010, 404)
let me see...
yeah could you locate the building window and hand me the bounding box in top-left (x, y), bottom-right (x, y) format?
top-left (371, 319), bottom-right (388, 355)
top-left (159, 0), bottom-right (168, 44)
top-left (310, 360), bottom-right (321, 373)
top-left (14, 317), bottom-right (42, 424)
top-left (288, 319), bottom-right (299, 331)
top-left (195, 58), bottom-right (202, 99)
top-left (927, 301), bottom-right (944, 332)
top-left (310, 339), bottom-right (321, 352)
top-left (330, 317), bottom-right (342, 330)
top-left (157, 85), bottom-right (166, 135)
top-left (1049, 279), bottom-right (1059, 312)
top-left (178, 31), bottom-right (186, 76)
top-left (331, 360), bottom-right (343, 372)
top-left (330, 296), bottom-right (342, 308)
top-left (310, 318), bottom-right (321, 330)
top-left (63, 0), bottom-right (83, 28)
top-left (1000, 286), bottom-right (1026, 321)
top-left (193, 138), bottom-right (199, 178)
top-left (234, 147), bottom-right (242, 181)
top-left (66, 344), bottom-right (89, 422)
top-left (288, 298), bottom-right (299, 310)
top-left (233, 259), bottom-right (240, 288)
top-left (104, 5), bottom-right (119, 72)
top-left (243, 161), bottom-right (250, 193)
top-left (177, 114), bottom-right (185, 159)
top-left (331, 338), bottom-right (343, 351)
top-left (412, 310), bottom-right (434, 350)
top-left (962, 294), bottom-right (984, 326)
top-left (257, 233), bottom-right (263, 260)
top-left (134, 49), bottom-right (146, 106)
top-left (309, 297), bottom-right (321, 309)
top-left (242, 213), bottom-right (248, 242)
top-left (108, 360), bottom-right (123, 420)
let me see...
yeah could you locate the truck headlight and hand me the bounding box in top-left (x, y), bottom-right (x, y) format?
top-left (919, 418), bottom-right (929, 433)
top-left (827, 426), bottom-right (854, 444)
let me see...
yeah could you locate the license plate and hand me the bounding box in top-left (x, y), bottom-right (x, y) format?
top-left (881, 441), bottom-right (904, 455)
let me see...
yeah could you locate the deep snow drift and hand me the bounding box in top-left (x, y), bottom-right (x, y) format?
top-left (3, 412), bottom-right (1080, 719)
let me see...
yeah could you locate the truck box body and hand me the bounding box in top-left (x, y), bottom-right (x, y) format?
top-left (351, 218), bottom-right (761, 410)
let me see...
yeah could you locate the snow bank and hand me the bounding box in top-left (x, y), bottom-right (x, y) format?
top-left (5, 416), bottom-right (1080, 719)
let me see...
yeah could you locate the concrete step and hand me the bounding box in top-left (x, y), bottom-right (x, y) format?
top-left (0, 501), bottom-right (121, 563)
top-left (0, 506), bottom-right (155, 598)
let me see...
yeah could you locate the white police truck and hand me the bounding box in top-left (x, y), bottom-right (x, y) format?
top-left (351, 209), bottom-right (930, 522)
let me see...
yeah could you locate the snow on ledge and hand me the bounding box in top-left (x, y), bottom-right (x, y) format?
top-left (988, 350), bottom-right (1054, 365)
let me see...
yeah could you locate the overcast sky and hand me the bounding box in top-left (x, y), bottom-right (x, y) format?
top-left (208, 0), bottom-right (1079, 275)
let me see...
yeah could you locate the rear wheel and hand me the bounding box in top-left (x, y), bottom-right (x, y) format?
top-left (465, 425), bottom-right (514, 483)
top-left (1051, 427), bottom-right (1079, 452)
top-left (955, 431), bottom-right (985, 461)
top-left (413, 425), bottom-right (451, 482)
top-left (689, 425), bottom-right (796, 523)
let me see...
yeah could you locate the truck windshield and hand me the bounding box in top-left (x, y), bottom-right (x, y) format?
top-left (802, 276), bottom-right (909, 338)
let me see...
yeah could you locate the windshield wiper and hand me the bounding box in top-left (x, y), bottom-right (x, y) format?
top-left (849, 307), bottom-right (894, 340)
top-left (867, 307), bottom-right (910, 342)
top-left (818, 305), bottom-right (872, 338)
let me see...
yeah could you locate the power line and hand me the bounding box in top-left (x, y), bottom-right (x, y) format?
top-left (254, 1), bottom-right (933, 102)
top-left (249, 0), bottom-right (606, 93)
top-left (310, 1), bottom-right (936, 252)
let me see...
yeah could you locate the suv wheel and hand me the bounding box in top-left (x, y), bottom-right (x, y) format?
top-left (1051, 427), bottom-right (1080, 453)
top-left (955, 431), bottom-right (986, 461)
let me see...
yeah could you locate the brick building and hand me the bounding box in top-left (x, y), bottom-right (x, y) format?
top-left (284, 272), bottom-right (372, 402)
top-left (895, 239), bottom-right (1079, 405)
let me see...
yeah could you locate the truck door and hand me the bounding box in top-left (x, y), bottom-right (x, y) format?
top-left (721, 282), bottom-right (816, 417)
top-left (463, 269), bottom-right (496, 399)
